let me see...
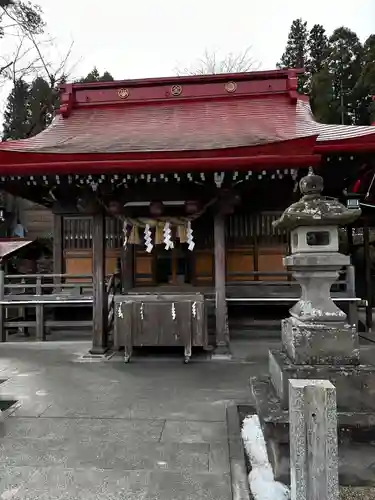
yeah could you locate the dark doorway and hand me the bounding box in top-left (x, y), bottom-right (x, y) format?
top-left (155, 245), bottom-right (191, 285)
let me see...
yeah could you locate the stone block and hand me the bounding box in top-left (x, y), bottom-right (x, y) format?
top-left (289, 379), bottom-right (339, 500)
top-left (266, 437), bottom-right (375, 488)
top-left (281, 316), bottom-right (360, 365)
top-left (250, 377), bottom-right (375, 487)
top-left (269, 349), bottom-right (375, 411)
top-left (284, 252), bottom-right (350, 268)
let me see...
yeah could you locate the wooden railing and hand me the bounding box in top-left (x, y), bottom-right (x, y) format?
top-left (0, 271), bottom-right (122, 343)
top-left (4, 273), bottom-right (93, 296)
top-left (0, 273), bottom-right (94, 342)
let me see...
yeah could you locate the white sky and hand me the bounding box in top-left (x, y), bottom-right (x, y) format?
top-left (37, 0), bottom-right (374, 80)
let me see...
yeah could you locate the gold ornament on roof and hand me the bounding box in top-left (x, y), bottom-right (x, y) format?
top-left (225, 81), bottom-right (237, 93)
top-left (118, 88), bottom-right (129, 99)
top-left (171, 85), bottom-right (182, 96)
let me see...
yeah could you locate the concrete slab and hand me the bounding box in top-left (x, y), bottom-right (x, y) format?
top-left (161, 420), bottom-right (227, 443)
top-left (129, 398), bottom-right (230, 422)
top-left (3, 467), bottom-right (231, 500)
top-left (0, 437), bottom-right (210, 471)
top-left (0, 417), bottom-right (165, 442)
top-left (209, 441), bottom-right (230, 473)
top-left (0, 342), bottom-right (258, 499)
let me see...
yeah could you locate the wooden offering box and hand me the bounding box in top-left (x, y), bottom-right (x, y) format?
top-left (114, 293), bottom-right (207, 363)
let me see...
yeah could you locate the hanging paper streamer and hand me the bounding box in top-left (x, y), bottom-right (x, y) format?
top-left (163, 222), bottom-right (174, 250)
top-left (144, 224), bottom-right (153, 253)
top-left (117, 303), bottom-right (123, 319)
top-left (192, 301), bottom-right (197, 318)
top-left (140, 303), bottom-right (144, 320)
top-left (122, 219), bottom-right (128, 248)
top-left (186, 221), bottom-right (195, 251)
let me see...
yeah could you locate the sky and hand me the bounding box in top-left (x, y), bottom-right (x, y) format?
top-left (32, 0), bottom-right (375, 81)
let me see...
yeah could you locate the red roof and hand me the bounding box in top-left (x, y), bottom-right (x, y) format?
top-left (0, 95), bottom-right (316, 153)
top-left (297, 100), bottom-right (375, 152)
top-left (0, 69), bottom-right (374, 175)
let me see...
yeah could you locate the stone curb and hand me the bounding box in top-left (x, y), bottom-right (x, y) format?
top-left (226, 404), bottom-right (252, 500)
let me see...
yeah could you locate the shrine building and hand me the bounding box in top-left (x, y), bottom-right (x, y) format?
top-left (0, 68), bottom-right (374, 357)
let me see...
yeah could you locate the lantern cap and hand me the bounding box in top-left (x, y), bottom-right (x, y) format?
top-left (273, 168), bottom-right (361, 231)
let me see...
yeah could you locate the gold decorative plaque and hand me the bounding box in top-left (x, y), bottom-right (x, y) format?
top-left (118, 88), bottom-right (129, 99)
top-left (171, 84), bottom-right (182, 96)
top-left (225, 81), bottom-right (237, 93)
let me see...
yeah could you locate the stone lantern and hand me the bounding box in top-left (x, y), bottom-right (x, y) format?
top-left (273, 167), bottom-right (361, 366)
top-left (250, 169), bottom-right (375, 487)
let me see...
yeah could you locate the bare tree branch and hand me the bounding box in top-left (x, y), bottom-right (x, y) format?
top-left (176, 46), bottom-right (261, 76)
top-left (0, 2), bottom-right (78, 90)
top-left (0, 60), bottom-right (12, 76)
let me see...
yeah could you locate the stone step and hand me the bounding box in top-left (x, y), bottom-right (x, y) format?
top-left (269, 349), bottom-right (375, 412)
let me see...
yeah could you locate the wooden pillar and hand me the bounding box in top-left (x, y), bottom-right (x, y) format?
top-left (363, 222), bottom-right (373, 332)
top-left (214, 212), bottom-right (230, 354)
top-left (90, 212), bottom-right (108, 354)
top-left (289, 379), bottom-right (339, 500)
top-left (121, 244), bottom-right (134, 293)
top-left (35, 275), bottom-right (45, 341)
top-left (53, 214), bottom-right (63, 291)
top-left (0, 266), bottom-right (5, 342)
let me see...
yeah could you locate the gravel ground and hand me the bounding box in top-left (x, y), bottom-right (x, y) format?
top-left (340, 487), bottom-right (375, 499)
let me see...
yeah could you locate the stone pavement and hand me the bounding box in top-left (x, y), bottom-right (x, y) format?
top-left (0, 342), bottom-right (264, 499)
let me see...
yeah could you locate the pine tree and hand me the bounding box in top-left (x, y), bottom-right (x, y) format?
top-left (277, 18), bottom-right (308, 92)
top-left (28, 76), bottom-right (56, 136)
top-left (306, 25), bottom-right (330, 120)
top-left (310, 68), bottom-right (335, 123)
top-left (325, 27), bottom-right (363, 124)
top-left (0, 1), bottom-right (13, 8)
top-left (2, 78), bottom-right (30, 140)
top-left (307, 24), bottom-right (329, 75)
top-left (78, 67), bottom-right (114, 83)
top-left (354, 35), bottom-right (375, 124)
top-left (100, 71), bottom-right (114, 82)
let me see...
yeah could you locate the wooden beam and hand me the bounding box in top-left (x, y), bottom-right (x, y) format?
top-left (90, 212), bottom-right (108, 354)
top-left (213, 211), bottom-right (230, 355)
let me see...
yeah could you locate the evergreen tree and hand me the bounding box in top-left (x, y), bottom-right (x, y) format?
top-left (277, 18), bottom-right (308, 92)
top-left (310, 68), bottom-right (335, 123)
top-left (354, 35), bottom-right (375, 124)
top-left (2, 78), bottom-right (30, 140)
top-left (2, 67), bottom-right (115, 142)
top-left (78, 67), bottom-right (114, 83)
top-left (28, 76), bottom-right (56, 136)
top-left (0, 1), bottom-right (13, 9)
top-left (325, 27), bottom-right (363, 124)
top-left (307, 24), bottom-right (329, 75)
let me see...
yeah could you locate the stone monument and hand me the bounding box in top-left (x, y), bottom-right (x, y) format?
top-left (251, 168), bottom-right (375, 486)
